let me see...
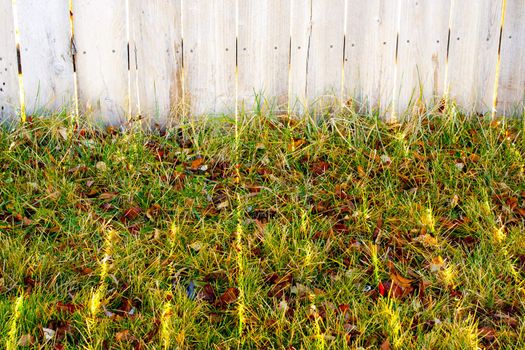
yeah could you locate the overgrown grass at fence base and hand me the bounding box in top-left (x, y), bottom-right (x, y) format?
top-left (0, 110), bottom-right (524, 348)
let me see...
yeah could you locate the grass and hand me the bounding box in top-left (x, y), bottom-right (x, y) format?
top-left (0, 106), bottom-right (524, 349)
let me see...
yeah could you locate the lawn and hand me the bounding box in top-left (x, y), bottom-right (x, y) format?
top-left (0, 108), bottom-right (524, 349)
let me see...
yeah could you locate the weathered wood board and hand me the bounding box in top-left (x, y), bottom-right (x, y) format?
top-left (3, 1), bottom-right (525, 121)
top-left (130, 0), bottom-right (182, 124)
top-left (447, 0), bottom-right (503, 113)
top-left (0, 0), bottom-right (20, 121)
top-left (182, 0), bottom-right (236, 116)
top-left (237, 0), bottom-right (290, 113)
top-left (306, 0), bottom-right (345, 110)
top-left (17, 0), bottom-right (74, 114)
top-left (73, 0), bottom-right (130, 124)
top-left (289, 0), bottom-right (311, 112)
top-left (395, 0), bottom-right (450, 116)
top-left (344, 0), bottom-right (399, 116)
top-left (497, 0), bottom-right (525, 116)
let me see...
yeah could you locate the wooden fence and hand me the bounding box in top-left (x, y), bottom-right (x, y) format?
top-left (0, 0), bottom-right (524, 125)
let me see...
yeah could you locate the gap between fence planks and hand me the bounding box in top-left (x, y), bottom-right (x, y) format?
top-left (0, 0), bottom-right (523, 125)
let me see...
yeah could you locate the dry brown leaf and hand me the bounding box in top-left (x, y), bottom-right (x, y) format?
top-left (413, 234), bottom-right (438, 247)
top-left (312, 161), bottom-right (330, 176)
top-left (121, 207), bottom-right (141, 222)
top-left (515, 207), bottom-right (525, 217)
top-left (288, 138), bottom-right (306, 152)
top-left (99, 192), bottom-right (118, 200)
top-left (115, 329), bottom-right (133, 342)
top-left (219, 287), bottom-right (239, 305)
top-left (388, 261), bottom-right (413, 289)
top-left (199, 283), bottom-right (216, 304)
top-left (191, 157), bottom-right (204, 170)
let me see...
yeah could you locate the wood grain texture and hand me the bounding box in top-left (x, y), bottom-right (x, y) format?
top-left (237, 0), bottom-right (290, 113)
top-left (497, 0), bottom-right (525, 116)
top-left (447, 0), bottom-right (503, 113)
top-left (395, 0), bottom-right (450, 116)
top-left (17, 0), bottom-right (74, 114)
top-left (0, 0), bottom-right (19, 121)
top-left (289, 0), bottom-right (311, 112)
top-left (182, 0), bottom-right (236, 116)
top-left (344, 0), bottom-right (399, 115)
top-left (73, 0), bottom-right (129, 125)
top-left (307, 0), bottom-right (345, 110)
top-left (130, 0), bottom-right (182, 125)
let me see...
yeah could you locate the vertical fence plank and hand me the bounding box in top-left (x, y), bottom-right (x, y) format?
top-left (73, 0), bottom-right (129, 124)
top-left (344, 0), bottom-right (398, 115)
top-left (237, 0), bottom-right (290, 113)
top-left (395, 0), bottom-right (450, 116)
top-left (17, 0), bottom-right (74, 114)
top-left (183, 0), bottom-right (236, 116)
top-left (447, 0), bottom-right (502, 113)
top-left (130, 0), bottom-right (182, 124)
top-left (0, 0), bottom-right (19, 121)
top-left (343, 1), bottom-right (368, 108)
top-left (497, 0), bottom-right (525, 116)
top-left (307, 0), bottom-right (345, 110)
top-left (289, 0), bottom-right (310, 112)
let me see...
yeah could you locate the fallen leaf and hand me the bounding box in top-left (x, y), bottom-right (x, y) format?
top-left (146, 203), bottom-right (161, 220)
top-left (413, 234), bottom-right (438, 247)
top-left (378, 281), bottom-right (386, 296)
top-left (121, 207), bottom-right (141, 222)
top-left (191, 157), bottom-right (204, 170)
top-left (42, 327), bottom-right (55, 342)
top-left (216, 201), bottom-right (229, 210)
top-left (430, 256), bottom-right (445, 272)
top-left (57, 127), bottom-right (68, 140)
top-left (388, 261), bottom-right (413, 289)
top-left (22, 217), bottom-right (32, 226)
top-left (268, 274), bottom-right (293, 298)
top-left (115, 329), bottom-right (133, 342)
top-left (288, 138), bottom-right (306, 152)
top-left (198, 283), bottom-right (216, 303)
top-left (219, 287), bottom-right (239, 305)
top-left (312, 161), bottom-right (330, 176)
top-left (515, 207), bottom-right (525, 217)
top-left (189, 241), bottom-right (203, 251)
top-left (291, 283), bottom-right (311, 298)
top-left (80, 267), bottom-right (93, 275)
top-left (99, 192), bottom-right (118, 200)
top-left (56, 301), bottom-right (82, 314)
top-left (381, 339), bottom-right (391, 350)
top-left (338, 304), bottom-right (350, 314)
top-left (469, 154), bottom-right (480, 162)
